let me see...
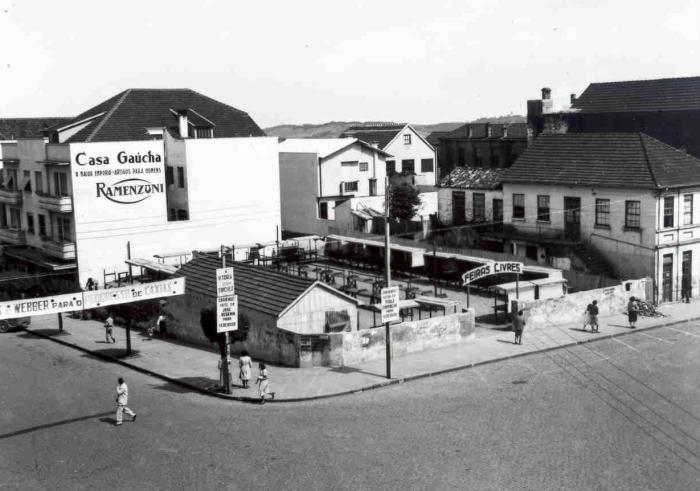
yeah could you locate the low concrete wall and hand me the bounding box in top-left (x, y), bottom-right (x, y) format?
top-left (521, 277), bottom-right (651, 329)
top-left (339, 310), bottom-right (475, 366)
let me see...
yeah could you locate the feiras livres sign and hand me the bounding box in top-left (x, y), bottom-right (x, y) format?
top-left (462, 261), bottom-right (523, 286)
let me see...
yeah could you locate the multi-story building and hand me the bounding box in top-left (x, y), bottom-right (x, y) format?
top-left (528, 76), bottom-right (700, 159)
top-left (340, 123), bottom-right (437, 186)
top-left (499, 132), bottom-right (700, 303)
top-left (435, 122), bottom-right (529, 177)
top-left (0, 89), bottom-right (280, 287)
top-left (278, 138), bottom-right (390, 236)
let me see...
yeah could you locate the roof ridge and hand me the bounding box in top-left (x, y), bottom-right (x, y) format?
top-left (588, 75), bottom-right (700, 86)
top-left (637, 133), bottom-right (660, 189)
top-left (85, 89), bottom-right (132, 142)
top-left (187, 88), bottom-right (248, 117)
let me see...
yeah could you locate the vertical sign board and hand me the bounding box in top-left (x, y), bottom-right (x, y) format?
top-left (380, 286), bottom-right (400, 324)
top-left (216, 267), bottom-right (237, 333)
top-left (69, 141), bottom-right (168, 286)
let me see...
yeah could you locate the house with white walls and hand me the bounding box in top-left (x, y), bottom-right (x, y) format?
top-left (341, 123), bottom-right (437, 186)
top-left (278, 138), bottom-right (391, 237)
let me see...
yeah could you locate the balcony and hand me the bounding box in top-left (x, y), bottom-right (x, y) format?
top-left (36, 192), bottom-right (73, 213)
top-left (0, 187), bottom-right (22, 205)
top-left (42, 239), bottom-right (76, 260)
top-left (0, 227), bottom-right (26, 245)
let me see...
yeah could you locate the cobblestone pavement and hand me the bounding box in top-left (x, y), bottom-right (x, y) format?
top-left (2, 321), bottom-right (700, 490)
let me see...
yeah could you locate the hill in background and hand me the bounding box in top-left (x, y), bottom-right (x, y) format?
top-left (264, 115), bottom-right (525, 139)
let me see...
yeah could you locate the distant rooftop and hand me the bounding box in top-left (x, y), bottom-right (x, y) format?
top-left (440, 122), bottom-right (528, 140)
top-left (340, 123), bottom-right (408, 149)
top-left (278, 137), bottom-right (392, 158)
top-left (0, 117), bottom-right (72, 140)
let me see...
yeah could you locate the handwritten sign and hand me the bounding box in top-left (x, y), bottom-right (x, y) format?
top-left (462, 262), bottom-right (523, 286)
top-left (83, 278), bottom-right (185, 309)
top-left (380, 286), bottom-right (400, 324)
top-left (217, 295), bottom-right (238, 333)
top-left (216, 267), bottom-right (235, 296)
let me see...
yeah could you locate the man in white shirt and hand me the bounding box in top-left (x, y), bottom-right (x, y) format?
top-left (115, 377), bottom-right (136, 426)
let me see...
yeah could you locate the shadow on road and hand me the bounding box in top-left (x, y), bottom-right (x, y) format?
top-left (81, 349), bottom-right (141, 360)
top-left (0, 411), bottom-right (114, 440)
top-left (99, 416), bottom-right (117, 425)
top-left (496, 338), bottom-right (516, 345)
top-left (328, 365), bottom-right (384, 378)
top-left (153, 376), bottom-right (220, 394)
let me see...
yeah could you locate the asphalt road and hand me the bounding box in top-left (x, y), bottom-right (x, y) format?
top-left (2, 322), bottom-right (700, 490)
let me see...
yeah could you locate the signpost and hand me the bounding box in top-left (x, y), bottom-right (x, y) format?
top-left (380, 286), bottom-right (400, 324)
top-left (217, 249), bottom-right (235, 394)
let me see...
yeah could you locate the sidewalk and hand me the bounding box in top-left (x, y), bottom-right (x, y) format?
top-left (23, 299), bottom-right (700, 402)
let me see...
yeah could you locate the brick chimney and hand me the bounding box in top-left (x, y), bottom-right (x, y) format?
top-left (541, 87), bottom-right (553, 114)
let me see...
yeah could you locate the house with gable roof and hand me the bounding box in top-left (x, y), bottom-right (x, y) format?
top-left (499, 132), bottom-right (700, 303)
top-left (340, 123), bottom-right (437, 186)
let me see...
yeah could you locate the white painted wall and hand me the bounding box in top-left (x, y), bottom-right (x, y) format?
top-left (384, 126), bottom-right (436, 186)
top-left (320, 144), bottom-right (386, 199)
top-left (72, 137), bottom-right (281, 284)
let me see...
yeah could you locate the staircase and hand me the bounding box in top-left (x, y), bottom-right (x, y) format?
top-left (572, 242), bottom-right (617, 278)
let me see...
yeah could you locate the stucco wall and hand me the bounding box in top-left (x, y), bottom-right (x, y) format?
top-left (321, 145), bottom-right (386, 199)
top-left (521, 278), bottom-right (650, 329)
top-left (339, 311), bottom-right (475, 366)
top-left (277, 286), bottom-right (358, 334)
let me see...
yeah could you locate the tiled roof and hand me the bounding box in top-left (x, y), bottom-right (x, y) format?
top-left (440, 122), bottom-right (528, 141)
top-left (54, 89), bottom-right (264, 143)
top-left (340, 124), bottom-right (407, 149)
top-left (503, 133), bottom-right (700, 189)
top-left (572, 76), bottom-right (700, 112)
top-left (279, 137), bottom-right (392, 158)
top-left (439, 167), bottom-right (506, 190)
top-left (174, 253), bottom-right (317, 318)
top-left (0, 117), bottom-right (72, 140)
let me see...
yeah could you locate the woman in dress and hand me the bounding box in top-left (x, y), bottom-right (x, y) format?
top-left (256, 363), bottom-right (275, 404)
top-left (627, 296), bottom-right (639, 328)
top-left (239, 350), bottom-right (252, 389)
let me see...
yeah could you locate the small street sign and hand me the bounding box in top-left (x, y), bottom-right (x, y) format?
top-left (462, 261), bottom-right (523, 286)
top-left (216, 294), bottom-right (238, 333)
top-left (380, 286), bottom-right (400, 324)
top-left (216, 267), bottom-right (235, 297)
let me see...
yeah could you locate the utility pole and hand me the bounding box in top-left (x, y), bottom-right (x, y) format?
top-left (221, 245), bottom-right (232, 394)
top-left (432, 241), bottom-right (437, 297)
top-left (384, 177), bottom-right (392, 379)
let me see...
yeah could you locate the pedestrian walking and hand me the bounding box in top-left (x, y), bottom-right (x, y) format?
top-left (256, 363), bottom-right (275, 404)
top-left (512, 310), bottom-right (525, 345)
top-left (681, 277), bottom-right (691, 303)
top-left (239, 350), bottom-right (252, 389)
top-left (115, 377), bottom-right (136, 426)
top-left (157, 313), bottom-right (168, 339)
top-left (627, 296), bottom-right (639, 328)
top-left (104, 314), bottom-right (116, 343)
top-left (587, 300), bottom-right (600, 332)
top-left (583, 303), bottom-right (593, 330)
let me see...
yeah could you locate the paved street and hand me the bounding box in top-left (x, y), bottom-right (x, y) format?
top-left (3, 321), bottom-right (700, 490)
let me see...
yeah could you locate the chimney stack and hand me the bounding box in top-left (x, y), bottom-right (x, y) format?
top-left (541, 87), bottom-right (552, 100)
top-left (570, 93), bottom-right (577, 104)
top-left (176, 109), bottom-right (189, 138)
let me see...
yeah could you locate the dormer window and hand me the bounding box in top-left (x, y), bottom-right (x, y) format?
top-left (145, 127), bottom-right (164, 140)
top-left (193, 127), bottom-right (214, 139)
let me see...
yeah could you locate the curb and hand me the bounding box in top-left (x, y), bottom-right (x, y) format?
top-left (23, 315), bottom-right (700, 403)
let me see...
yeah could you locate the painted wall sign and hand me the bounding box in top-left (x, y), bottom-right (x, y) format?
top-left (462, 261), bottom-right (523, 286)
top-left (380, 286), bottom-right (400, 324)
top-left (82, 278), bottom-right (185, 309)
top-left (217, 295), bottom-right (238, 333)
top-left (0, 293), bottom-right (84, 320)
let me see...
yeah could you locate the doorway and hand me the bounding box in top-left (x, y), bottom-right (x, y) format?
top-left (564, 197), bottom-right (581, 241)
top-left (662, 254), bottom-right (673, 302)
top-left (453, 191), bottom-right (466, 225)
top-left (682, 250), bottom-right (692, 299)
top-left (492, 198), bottom-right (503, 230)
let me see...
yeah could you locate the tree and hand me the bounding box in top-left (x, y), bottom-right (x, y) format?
top-left (200, 306), bottom-right (250, 360)
top-left (389, 183), bottom-right (421, 221)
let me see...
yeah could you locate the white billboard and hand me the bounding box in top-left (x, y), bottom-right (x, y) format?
top-left (0, 293), bottom-right (84, 320)
top-left (82, 278), bottom-right (186, 309)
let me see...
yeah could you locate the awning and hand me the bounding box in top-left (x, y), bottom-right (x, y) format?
top-left (35, 159), bottom-right (70, 166)
top-left (326, 234), bottom-right (425, 267)
top-left (125, 258), bottom-right (179, 275)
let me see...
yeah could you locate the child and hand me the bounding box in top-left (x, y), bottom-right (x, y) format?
top-left (256, 363), bottom-right (275, 404)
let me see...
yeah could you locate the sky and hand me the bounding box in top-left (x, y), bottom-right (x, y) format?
top-left (1, 0), bottom-right (699, 128)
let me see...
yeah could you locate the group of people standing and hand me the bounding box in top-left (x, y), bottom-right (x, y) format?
top-left (238, 351), bottom-right (275, 404)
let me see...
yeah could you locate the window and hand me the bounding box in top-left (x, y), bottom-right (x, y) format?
top-left (34, 171), bottom-right (42, 193)
top-left (38, 214), bottom-right (47, 236)
top-left (625, 200), bottom-right (641, 229)
top-left (9, 207), bottom-right (21, 229)
top-left (537, 195), bottom-right (550, 222)
top-left (369, 179), bottom-right (377, 196)
top-left (194, 127), bottom-right (213, 138)
top-left (27, 214), bottom-right (34, 234)
top-left (663, 196), bottom-right (674, 228)
top-left (5, 169), bottom-right (17, 190)
top-left (386, 160), bottom-right (395, 174)
top-left (359, 162), bottom-right (368, 172)
top-left (401, 159), bottom-right (415, 174)
top-left (177, 167), bottom-right (185, 188)
top-left (403, 134), bottom-right (411, 145)
top-left (23, 171), bottom-right (31, 192)
top-left (683, 194), bottom-right (693, 225)
top-left (343, 181), bottom-right (358, 193)
top-left (168, 208), bottom-right (176, 221)
top-left (595, 199), bottom-right (610, 226)
top-left (319, 202), bottom-right (328, 219)
top-left (491, 154), bottom-right (500, 168)
top-left (457, 148), bottom-right (465, 166)
top-left (56, 216), bottom-right (71, 242)
top-left (512, 194), bottom-right (525, 219)
top-left (176, 209), bottom-right (189, 220)
top-left (341, 161), bottom-right (358, 167)
top-left (54, 173), bottom-right (68, 196)
top-left (0, 204), bottom-right (6, 227)
top-left (166, 166), bottom-right (174, 186)
top-left (474, 147), bottom-right (484, 167)
top-left (473, 193), bottom-right (486, 222)
top-left (421, 158), bottom-right (434, 173)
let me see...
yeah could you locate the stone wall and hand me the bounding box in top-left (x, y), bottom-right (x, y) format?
top-left (338, 310), bottom-right (475, 366)
top-left (521, 278), bottom-right (650, 329)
